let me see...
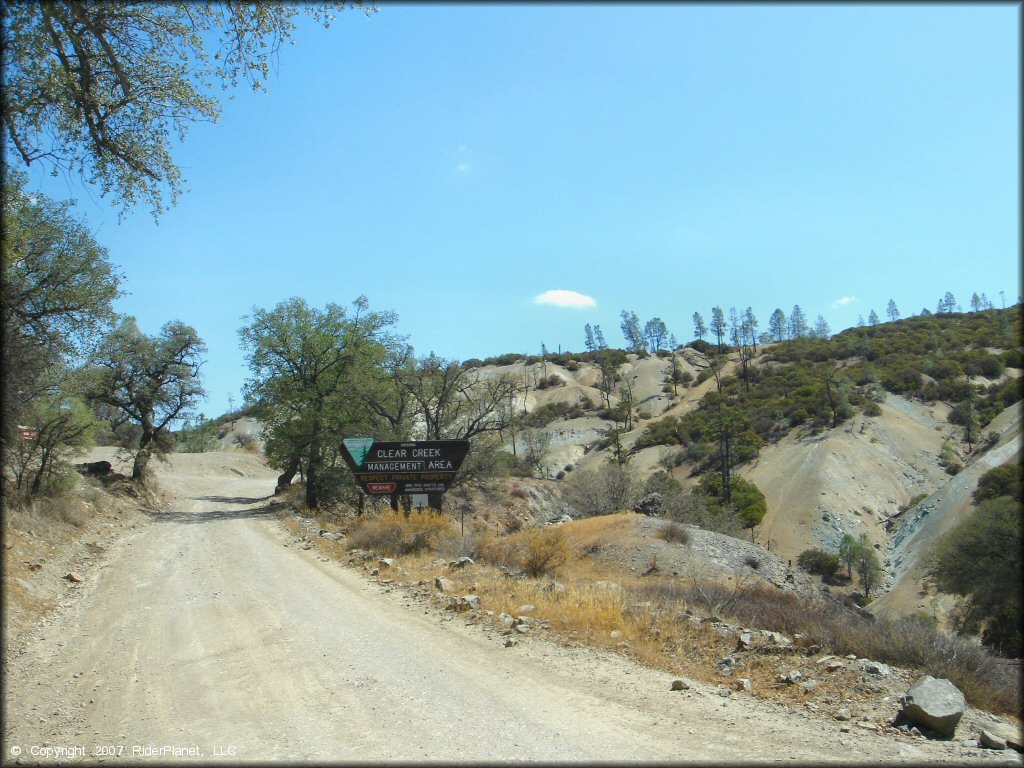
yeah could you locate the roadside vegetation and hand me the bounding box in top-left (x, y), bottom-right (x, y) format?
top-left (280, 499), bottom-right (1022, 719)
top-left (927, 462), bottom-right (1023, 657)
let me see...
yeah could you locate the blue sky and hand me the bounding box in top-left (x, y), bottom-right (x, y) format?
top-left (20, 3), bottom-right (1021, 419)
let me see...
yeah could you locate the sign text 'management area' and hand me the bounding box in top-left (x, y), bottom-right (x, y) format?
top-left (340, 438), bottom-right (470, 495)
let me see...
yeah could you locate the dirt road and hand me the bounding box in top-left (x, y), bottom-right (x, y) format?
top-left (2, 452), bottom-right (1009, 763)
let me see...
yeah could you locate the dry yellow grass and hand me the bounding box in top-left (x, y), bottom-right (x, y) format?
top-left (283, 503), bottom-right (1021, 720)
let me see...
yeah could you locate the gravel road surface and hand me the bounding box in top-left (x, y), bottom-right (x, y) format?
top-left (3, 453), bottom-right (1008, 763)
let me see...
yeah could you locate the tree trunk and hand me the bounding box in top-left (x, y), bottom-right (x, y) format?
top-left (133, 425), bottom-right (155, 483)
top-left (30, 447), bottom-right (51, 495)
top-left (275, 456), bottom-right (301, 494)
top-left (305, 423), bottom-right (323, 510)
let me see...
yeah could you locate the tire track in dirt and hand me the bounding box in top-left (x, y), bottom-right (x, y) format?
top-left (3, 452), bottom-right (1004, 763)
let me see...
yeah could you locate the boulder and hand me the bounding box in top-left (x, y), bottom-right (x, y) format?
top-left (900, 676), bottom-right (966, 737)
top-left (449, 556), bottom-right (474, 570)
top-left (670, 679), bottom-right (690, 691)
top-left (458, 594), bottom-right (481, 611)
top-left (434, 576), bottom-right (454, 592)
top-left (979, 729), bottom-right (1007, 751)
top-left (65, 572), bottom-right (84, 583)
top-left (632, 493), bottom-right (663, 516)
top-left (859, 659), bottom-right (892, 676)
top-left (77, 460), bottom-right (112, 476)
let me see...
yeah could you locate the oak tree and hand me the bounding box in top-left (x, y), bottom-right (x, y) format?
top-left (87, 318), bottom-right (206, 483)
top-left (2, 2), bottom-right (372, 216)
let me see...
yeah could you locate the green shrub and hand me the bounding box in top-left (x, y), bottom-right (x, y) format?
top-left (930, 495), bottom-right (1022, 656)
top-left (974, 463), bottom-right (1023, 503)
top-left (797, 548), bottom-right (841, 578)
top-left (696, 474), bottom-right (768, 528)
top-left (861, 400), bottom-right (882, 417)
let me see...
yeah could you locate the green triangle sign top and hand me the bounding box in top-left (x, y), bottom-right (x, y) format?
top-left (343, 437), bottom-right (375, 467)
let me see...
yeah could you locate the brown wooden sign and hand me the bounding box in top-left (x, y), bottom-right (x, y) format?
top-left (340, 438), bottom-right (470, 495)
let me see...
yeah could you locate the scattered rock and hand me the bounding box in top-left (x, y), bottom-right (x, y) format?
top-left (737, 632), bottom-right (754, 649)
top-left (717, 688), bottom-right (732, 698)
top-left (780, 669), bottom-right (803, 685)
top-left (979, 730), bottom-right (1007, 751)
top-left (65, 572), bottom-right (83, 583)
top-left (859, 659), bottom-right (892, 676)
top-left (434, 576), bottom-right (454, 592)
top-left (378, 558), bottom-right (393, 569)
top-left (715, 657), bottom-right (736, 676)
top-left (900, 676), bottom-right (966, 737)
top-left (542, 582), bottom-right (565, 593)
top-left (736, 678), bottom-right (753, 692)
top-left (835, 708), bottom-right (852, 722)
top-left (800, 679), bottom-right (820, 692)
top-left (503, 637), bottom-right (518, 647)
top-left (670, 679), bottom-right (690, 691)
top-left (449, 556), bottom-right (474, 569)
top-left (459, 594), bottom-right (481, 611)
top-left (632, 493), bottom-right (663, 516)
top-left (517, 604), bottom-right (536, 614)
top-left (610, 630), bottom-right (622, 639)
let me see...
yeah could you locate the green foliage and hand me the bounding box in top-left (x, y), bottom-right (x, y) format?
top-left (522, 399), bottom-right (587, 428)
top-left (856, 534), bottom-right (884, 597)
top-left (796, 548), bottom-right (841, 578)
top-left (2, 2), bottom-right (371, 216)
top-left (1, 170), bottom-right (121, 465)
top-left (696, 474), bottom-right (767, 528)
top-left (85, 317), bottom-right (205, 483)
top-left (492, 450), bottom-right (534, 478)
top-left (643, 470), bottom-right (683, 498)
top-left (838, 533), bottom-right (861, 579)
top-left (175, 418), bottom-right (220, 453)
top-left (974, 463), bottom-right (1023, 504)
top-left (8, 376), bottom-right (97, 497)
top-left (930, 496), bottom-right (1022, 656)
top-left (240, 296), bottom-right (398, 508)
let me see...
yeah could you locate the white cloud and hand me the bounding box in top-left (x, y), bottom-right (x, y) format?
top-left (456, 163), bottom-right (470, 172)
top-left (832, 296), bottom-right (857, 308)
top-left (533, 290), bottom-right (597, 309)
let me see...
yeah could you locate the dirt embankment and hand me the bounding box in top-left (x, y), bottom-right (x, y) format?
top-left (4, 449), bottom-right (1021, 764)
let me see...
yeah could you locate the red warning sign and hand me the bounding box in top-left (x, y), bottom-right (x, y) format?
top-left (367, 482), bottom-right (397, 494)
